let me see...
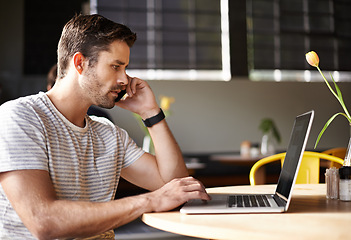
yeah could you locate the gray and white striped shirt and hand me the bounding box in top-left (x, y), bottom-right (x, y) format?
top-left (0, 92), bottom-right (144, 239)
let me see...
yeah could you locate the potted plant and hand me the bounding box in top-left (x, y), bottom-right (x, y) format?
top-left (259, 118), bottom-right (281, 155)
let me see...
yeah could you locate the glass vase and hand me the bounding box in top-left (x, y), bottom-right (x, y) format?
top-left (343, 124), bottom-right (351, 166)
top-left (142, 135), bottom-right (155, 154)
top-left (339, 124), bottom-right (351, 201)
top-left (261, 132), bottom-right (275, 156)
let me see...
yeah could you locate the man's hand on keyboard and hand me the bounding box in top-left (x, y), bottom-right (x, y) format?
top-left (145, 176), bottom-right (211, 213)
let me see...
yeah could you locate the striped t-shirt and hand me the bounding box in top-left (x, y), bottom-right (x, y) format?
top-left (0, 92), bottom-right (144, 239)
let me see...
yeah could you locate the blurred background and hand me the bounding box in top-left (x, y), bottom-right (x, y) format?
top-left (2, 2), bottom-right (350, 237)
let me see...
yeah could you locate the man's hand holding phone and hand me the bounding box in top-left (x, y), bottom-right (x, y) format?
top-left (115, 76), bottom-right (159, 119)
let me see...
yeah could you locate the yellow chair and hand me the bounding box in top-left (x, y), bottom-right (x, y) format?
top-left (321, 147), bottom-right (346, 168)
top-left (249, 151), bottom-right (344, 185)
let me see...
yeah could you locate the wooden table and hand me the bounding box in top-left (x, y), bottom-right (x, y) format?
top-left (142, 184), bottom-right (351, 240)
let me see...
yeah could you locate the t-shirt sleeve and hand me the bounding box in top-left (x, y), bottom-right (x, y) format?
top-left (115, 126), bottom-right (145, 168)
top-left (0, 101), bottom-right (48, 172)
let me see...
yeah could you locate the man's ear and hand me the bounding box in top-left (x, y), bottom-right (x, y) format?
top-left (73, 52), bottom-right (86, 74)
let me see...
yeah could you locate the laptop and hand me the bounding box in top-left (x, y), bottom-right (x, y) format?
top-left (180, 110), bottom-right (314, 214)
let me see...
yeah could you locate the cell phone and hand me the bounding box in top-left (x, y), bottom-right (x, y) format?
top-left (115, 89), bottom-right (127, 102)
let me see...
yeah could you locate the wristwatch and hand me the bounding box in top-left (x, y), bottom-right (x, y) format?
top-left (142, 108), bottom-right (165, 127)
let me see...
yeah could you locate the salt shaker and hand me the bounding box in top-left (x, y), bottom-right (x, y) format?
top-left (325, 167), bottom-right (339, 199)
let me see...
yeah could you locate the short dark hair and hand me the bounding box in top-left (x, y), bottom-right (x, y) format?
top-left (57, 14), bottom-right (137, 79)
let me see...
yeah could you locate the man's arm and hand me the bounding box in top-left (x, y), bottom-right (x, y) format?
top-left (0, 169), bottom-right (209, 239)
top-left (148, 116), bottom-right (188, 181)
top-left (117, 77), bottom-right (189, 190)
top-left (121, 119), bottom-right (188, 191)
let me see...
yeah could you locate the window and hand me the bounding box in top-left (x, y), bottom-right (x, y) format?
top-left (91, 0), bottom-right (231, 81)
top-left (247, 0), bottom-right (351, 82)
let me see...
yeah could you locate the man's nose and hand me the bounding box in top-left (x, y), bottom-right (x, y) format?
top-left (117, 72), bottom-right (128, 86)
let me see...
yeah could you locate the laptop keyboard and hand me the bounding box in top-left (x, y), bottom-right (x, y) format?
top-left (228, 195), bottom-right (271, 208)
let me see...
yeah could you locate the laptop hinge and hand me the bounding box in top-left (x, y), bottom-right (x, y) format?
top-left (275, 192), bottom-right (288, 207)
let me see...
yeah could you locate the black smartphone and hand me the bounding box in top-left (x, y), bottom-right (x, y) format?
top-left (115, 89), bottom-right (127, 102)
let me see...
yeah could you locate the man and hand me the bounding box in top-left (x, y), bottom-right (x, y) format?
top-left (0, 14), bottom-right (209, 239)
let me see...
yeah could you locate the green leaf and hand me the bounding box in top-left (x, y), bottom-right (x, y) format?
top-left (133, 113), bottom-right (150, 136)
top-left (330, 73), bottom-right (351, 119)
top-left (317, 66), bottom-right (338, 99)
top-left (330, 73), bottom-right (345, 107)
top-left (315, 112), bottom-right (346, 148)
top-left (259, 118), bottom-right (281, 143)
top-left (259, 119), bottom-right (272, 133)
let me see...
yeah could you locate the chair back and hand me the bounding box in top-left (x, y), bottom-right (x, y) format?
top-left (297, 152), bottom-right (321, 184)
top-left (322, 147), bottom-right (347, 158)
top-left (322, 148), bottom-right (346, 168)
top-left (249, 151), bottom-right (344, 185)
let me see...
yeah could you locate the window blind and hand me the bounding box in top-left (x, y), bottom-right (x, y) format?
top-left (91, 0), bottom-right (231, 81)
top-left (247, 0), bottom-right (351, 81)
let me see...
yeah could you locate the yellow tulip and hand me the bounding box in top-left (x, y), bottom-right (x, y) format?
top-left (160, 96), bottom-right (175, 111)
top-left (305, 51), bottom-right (319, 67)
top-left (305, 50), bottom-right (351, 149)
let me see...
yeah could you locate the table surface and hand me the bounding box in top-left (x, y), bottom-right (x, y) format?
top-left (142, 184), bottom-right (351, 240)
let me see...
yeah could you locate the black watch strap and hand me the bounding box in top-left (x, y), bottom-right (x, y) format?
top-left (142, 108), bottom-right (165, 127)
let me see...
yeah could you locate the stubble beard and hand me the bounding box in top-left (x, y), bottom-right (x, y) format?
top-left (84, 68), bottom-right (115, 109)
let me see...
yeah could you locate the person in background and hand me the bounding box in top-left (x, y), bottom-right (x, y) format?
top-left (0, 83), bottom-right (3, 105)
top-left (47, 63), bottom-right (114, 122)
top-left (46, 64), bottom-right (58, 91)
top-left (0, 14), bottom-right (209, 239)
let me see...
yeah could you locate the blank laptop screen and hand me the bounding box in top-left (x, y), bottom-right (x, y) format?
top-left (276, 112), bottom-right (312, 199)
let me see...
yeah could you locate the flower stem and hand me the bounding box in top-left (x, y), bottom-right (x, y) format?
top-left (316, 66), bottom-right (337, 98)
top-left (317, 66), bottom-right (351, 120)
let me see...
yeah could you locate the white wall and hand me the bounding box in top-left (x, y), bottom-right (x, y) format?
top-left (108, 80), bottom-right (351, 153)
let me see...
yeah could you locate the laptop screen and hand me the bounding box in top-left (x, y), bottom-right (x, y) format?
top-left (276, 111), bottom-right (314, 200)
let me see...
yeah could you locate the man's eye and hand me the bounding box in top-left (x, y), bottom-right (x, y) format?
top-left (113, 65), bottom-right (120, 70)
